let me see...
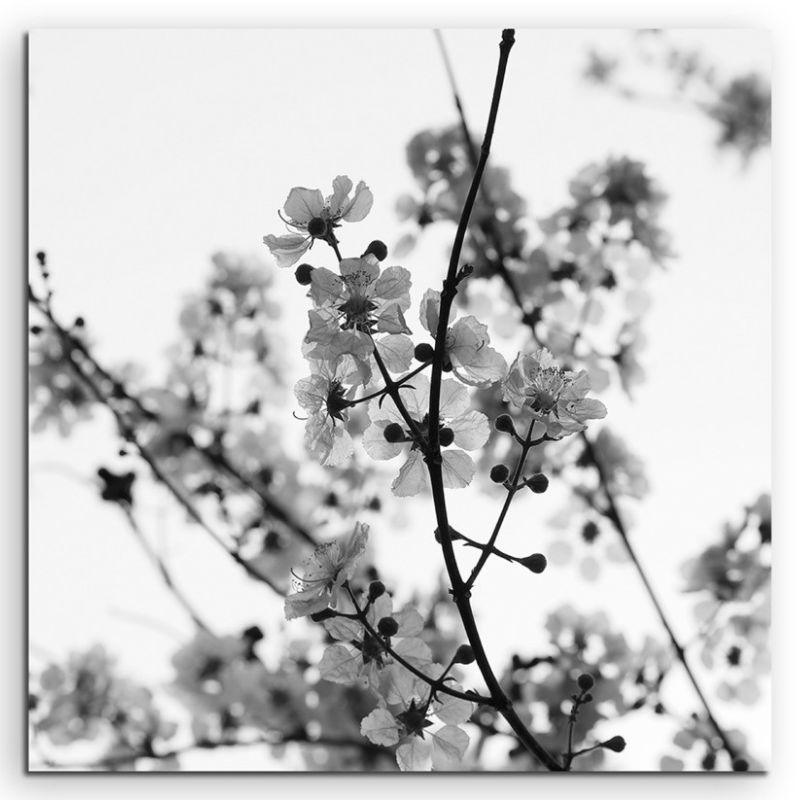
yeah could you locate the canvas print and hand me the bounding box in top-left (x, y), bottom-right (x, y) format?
top-left (27, 28), bottom-right (770, 772)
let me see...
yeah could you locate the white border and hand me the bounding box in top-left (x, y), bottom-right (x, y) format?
top-left (4, 1), bottom-right (796, 799)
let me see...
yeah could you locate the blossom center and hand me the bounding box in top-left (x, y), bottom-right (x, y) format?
top-left (306, 216), bottom-right (328, 238)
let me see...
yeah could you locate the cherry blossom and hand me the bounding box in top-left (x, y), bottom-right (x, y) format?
top-left (263, 175), bottom-right (373, 267)
top-left (502, 348), bottom-right (606, 439)
top-left (284, 523), bottom-right (369, 620)
top-left (419, 289), bottom-right (507, 388)
top-left (362, 374), bottom-right (489, 496)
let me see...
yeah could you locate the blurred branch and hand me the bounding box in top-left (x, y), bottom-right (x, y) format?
top-left (29, 288), bottom-right (285, 595)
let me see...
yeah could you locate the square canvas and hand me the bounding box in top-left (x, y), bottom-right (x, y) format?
top-left (27, 28), bottom-right (770, 773)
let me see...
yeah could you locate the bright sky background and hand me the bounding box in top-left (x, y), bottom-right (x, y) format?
top-left (28, 28), bottom-right (770, 771)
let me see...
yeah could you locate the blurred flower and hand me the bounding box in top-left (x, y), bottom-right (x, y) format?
top-left (592, 428), bottom-right (649, 499)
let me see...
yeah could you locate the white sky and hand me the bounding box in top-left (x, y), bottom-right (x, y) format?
top-left (28, 28), bottom-right (770, 771)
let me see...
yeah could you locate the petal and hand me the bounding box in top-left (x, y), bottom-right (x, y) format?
top-left (362, 421), bottom-right (406, 460)
top-left (318, 643), bottom-right (362, 684)
top-left (328, 175), bottom-right (354, 217)
top-left (374, 266), bottom-right (412, 311)
top-left (294, 375), bottom-right (328, 412)
top-left (283, 187), bottom-right (325, 223)
top-left (419, 288), bottom-right (440, 333)
top-left (449, 410), bottom-right (490, 450)
top-left (341, 180), bottom-right (373, 222)
top-left (340, 256), bottom-right (380, 287)
top-left (360, 709), bottom-right (400, 747)
top-left (394, 606), bottom-right (424, 638)
top-left (441, 450), bottom-right (475, 489)
top-left (284, 585), bottom-right (329, 620)
top-left (430, 726), bottom-right (469, 770)
top-left (397, 738), bottom-right (432, 772)
top-left (375, 334), bottom-right (414, 373)
top-left (392, 450), bottom-right (429, 497)
top-left (263, 234), bottom-right (310, 268)
top-left (375, 303), bottom-right (411, 335)
top-left (309, 267), bottom-right (345, 307)
top-left (438, 379), bottom-right (470, 419)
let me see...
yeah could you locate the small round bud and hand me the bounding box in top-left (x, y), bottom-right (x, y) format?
top-left (439, 427), bottom-right (455, 447)
top-left (494, 414), bottom-right (516, 435)
top-left (35, 251), bottom-right (47, 266)
top-left (526, 473), bottom-right (549, 494)
top-left (581, 520), bottom-right (600, 543)
top-left (602, 736), bottom-right (626, 753)
top-left (368, 581), bottom-right (386, 601)
top-left (732, 757), bottom-right (749, 772)
top-left (363, 240), bottom-right (388, 261)
top-left (377, 616), bottom-right (399, 637)
top-left (295, 263), bottom-right (314, 285)
top-left (453, 645), bottom-right (475, 665)
top-left (384, 422), bottom-right (405, 443)
top-left (489, 464), bottom-right (509, 484)
top-left (74, 316), bottom-right (85, 328)
top-left (30, 325), bottom-right (42, 335)
top-left (307, 217), bottom-right (327, 237)
top-left (520, 553), bottom-right (548, 574)
top-left (414, 342), bottom-right (435, 362)
top-left (583, 692), bottom-right (594, 703)
top-left (442, 359), bottom-right (453, 372)
top-left (577, 673), bottom-right (595, 692)
top-left (701, 752), bottom-right (717, 771)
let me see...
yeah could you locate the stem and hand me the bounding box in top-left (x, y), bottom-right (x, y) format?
top-left (583, 432), bottom-right (739, 763)
top-left (422, 30), bottom-right (563, 772)
top-left (465, 418), bottom-right (539, 590)
top-left (434, 29), bottom-right (540, 336)
top-left (350, 360), bottom-right (431, 405)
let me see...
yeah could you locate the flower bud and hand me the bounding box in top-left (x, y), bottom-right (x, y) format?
top-left (577, 673), bottom-right (595, 692)
top-left (732, 757), bottom-right (749, 772)
top-left (581, 520), bottom-right (600, 543)
top-left (414, 342), bottom-right (435, 362)
top-left (295, 263), bottom-right (314, 285)
top-left (362, 240), bottom-right (388, 261)
top-left (601, 736), bottom-right (626, 753)
top-left (241, 625), bottom-right (264, 643)
top-left (384, 423), bottom-right (405, 443)
top-left (368, 581), bottom-right (386, 601)
top-left (30, 325), bottom-right (42, 335)
top-left (489, 464), bottom-right (509, 483)
top-left (519, 553), bottom-right (547, 574)
top-left (377, 616), bottom-right (399, 637)
top-left (526, 473), bottom-right (549, 494)
top-left (583, 692), bottom-right (594, 703)
top-left (439, 427), bottom-right (455, 447)
top-left (701, 752), bottom-right (716, 771)
top-left (494, 414), bottom-right (516, 435)
top-left (453, 644), bottom-right (475, 665)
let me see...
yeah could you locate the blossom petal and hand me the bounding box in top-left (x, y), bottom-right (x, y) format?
top-left (318, 643), bottom-right (362, 684)
top-left (441, 450), bottom-right (475, 490)
top-left (341, 180), bottom-right (373, 222)
top-left (263, 234), bottom-right (310, 268)
top-left (430, 725), bottom-right (469, 770)
top-left (375, 334), bottom-right (414, 374)
top-left (392, 450), bottom-right (429, 497)
top-left (374, 267), bottom-right (412, 311)
top-left (328, 175), bottom-right (354, 217)
top-left (449, 410), bottom-right (490, 451)
top-left (360, 709), bottom-right (400, 747)
top-left (284, 187), bottom-right (325, 223)
top-left (362, 421), bottom-right (405, 460)
top-left (397, 738), bottom-right (432, 772)
top-left (438, 379), bottom-right (470, 419)
top-left (309, 267), bottom-right (345, 307)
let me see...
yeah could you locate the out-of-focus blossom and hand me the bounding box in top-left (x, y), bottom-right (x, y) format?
top-left (707, 74), bottom-right (771, 162)
top-left (592, 427), bottom-right (649, 499)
